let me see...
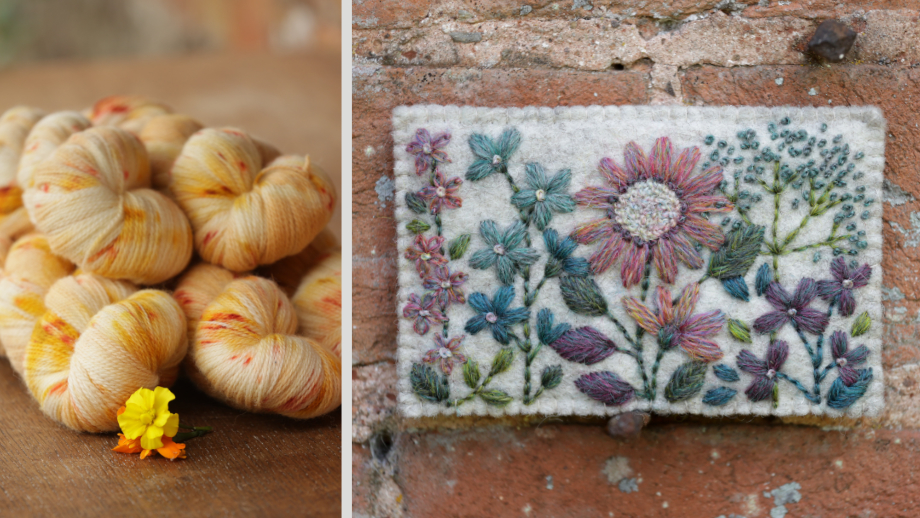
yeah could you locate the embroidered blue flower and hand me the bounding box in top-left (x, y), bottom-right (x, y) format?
top-left (466, 129), bottom-right (522, 181)
top-left (469, 220), bottom-right (539, 285)
top-left (543, 228), bottom-right (589, 278)
top-left (465, 286), bottom-right (529, 345)
top-left (510, 163), bottom-right (575, 230)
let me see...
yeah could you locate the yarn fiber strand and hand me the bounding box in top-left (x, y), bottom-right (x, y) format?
top-left (24, 274), bottom-right (187, 432)
top-left (27, 126), bottom-right (193, 284)
top-left (170, 128), bottom-right (336, 271)
top-left (293, 250), bottom-right (341, 357)
top-left (0, 106), bottom-right (45, 213)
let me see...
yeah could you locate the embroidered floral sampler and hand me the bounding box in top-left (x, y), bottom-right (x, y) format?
top-left (393, 105), bottom-right (885, 418)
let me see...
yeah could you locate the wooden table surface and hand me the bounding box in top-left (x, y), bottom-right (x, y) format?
top-left (0, 51), bottom-right (342, 517)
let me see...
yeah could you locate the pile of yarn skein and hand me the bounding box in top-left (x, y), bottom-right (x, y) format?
top-left (0, 96), bottom-right (341, 433)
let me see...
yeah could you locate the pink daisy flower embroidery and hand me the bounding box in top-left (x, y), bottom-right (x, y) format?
top-left (622, 282), bottom-right (725, 363)
top-left (422, 334), bottom-right (468, 375)
top-left (422, 266), bottom-right (469, 308)
top-left (403, 293), bottom-right (448, 335)
top-left (418, 169), bottom-right (463, 214)
top-left (573, 137), bottom-right (733, 287)
top-left (404, 235), bottom-right (447, 277)
top-left (406, 128), bottom-right (451, 175)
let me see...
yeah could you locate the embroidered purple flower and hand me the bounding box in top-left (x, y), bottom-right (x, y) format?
top-left (572, 137), bottom-right (733, 287)
top-left (403, 293), bottom-right (448, 335)
top-left (466, 128), bottom-right (521, 181)
top-left (422, 266), bottom-right (469, 308)
top-left (622, 282), bottom-right (725, 362)
top-left (829, 331), bottom-right (870, 386)
top-left (406, 128), bottom-right (451, 175)
top-left (422, 334), bottom-right (468, 375)
top-left (753, 279), bottom-right (829, 335)
top-left (404, 235), bottom-right (447, 277)
top-left (418, 169), bottom-right (463, 214)
top-left (469, 220), bottom-right (539, 285)
top-left (510, 163), bottom-right (575, 230)
top-left (737, 340), bottom-right (789, 402)
top-left (464, 285), bottom-right (529, 345)
top-left (817, 257), bottom-right (871, 317)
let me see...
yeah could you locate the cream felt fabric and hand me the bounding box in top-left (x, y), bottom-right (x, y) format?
top-left (393, 105), bottom-right (885, 419)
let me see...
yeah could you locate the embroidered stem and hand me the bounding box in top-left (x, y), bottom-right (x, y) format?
top-left (428, 164), bottom-right (444, 239)
top-left (776, 372), bottom-right (821, 404)
top-left (648, 346), bottom-right (666, 398)
top-left (605, 310), bottom-right (650, 399)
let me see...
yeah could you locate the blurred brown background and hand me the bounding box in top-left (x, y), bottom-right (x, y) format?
top-left (0, 1), bottom-right (343, 516)
top-left (0, 0), bottom-right (342, 236)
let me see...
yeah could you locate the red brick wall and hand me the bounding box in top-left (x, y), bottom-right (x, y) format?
top-left (352, 3), bottom-right (920, 516)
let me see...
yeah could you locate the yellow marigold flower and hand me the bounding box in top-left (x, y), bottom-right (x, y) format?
top-left (116, 386), bottom-right (180, 450)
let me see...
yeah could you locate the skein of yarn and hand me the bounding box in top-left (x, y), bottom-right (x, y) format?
top-left (18, 111), bottom-right (93, 220)
top-left (170, 128), bottom-right (336, 272)
top-left (0, 207), bottom-right (36, 264)
top-left (90, 95), bottom-right (172, 134)
top-left (293, 251), bottom-right (342, 357)
top-left (139, 114), bottom-right (204, 191)
top-left (26, 126), bottom-right (193, 284)
top-left (24, 273), bottom-right (187, 432)
top-left (174, 264), bottom-right (341, 419)
top-left (0, 233), bottom-right (74, 371)
top-left (0, 106), bottom-right (45, 214)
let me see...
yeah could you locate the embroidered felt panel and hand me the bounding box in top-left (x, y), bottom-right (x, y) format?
top-left (393, 105), bottom-right (885, 418)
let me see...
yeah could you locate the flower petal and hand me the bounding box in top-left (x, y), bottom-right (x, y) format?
top-left (467, 292), bottom-right (493, 314)
top-left (466, 159), bottom-right (495, 180)
top-left (793, 307), bottom-right (829, 335)
top-left (588, 234), bottom-right (625, 274)
top-left (767, 339), bottom-right (789, 370)
top-left (673, 283), bottom-right (700, 325)
top-left (686, 195), bottom-right (734, 214)
top-left (623, 142), bottom-right (650, 181)
top-left (413, 317), bottom-right (431, 335)
top-left (156, 437), bottom-right (186, 460)
top-left (140, 426), bottom-right (165, 451)
top-left (830, 256), bottom-right (848, 282)
top-left (649, 137), bottom-right (673, 182)
top-left (498, 129), bottom-right (522, 158)
top-left (753, 311), bottom-right (789, 334)
top-left (153, 387), bottom-right (175, 414)
top-left (744, 377), bottom-right (775, 402)
top-left (572, 218), bottom-right (614, 245)
top-left (682, 310), bottom-right (725, 338)
top-left (681, 215), bottom-right (725, 251)
top-left (680, 166), bottom-right (724, 198)
top-left (598, 157), bottom-right (630, 190)
top-left (530, 202), bottom-right (552, 230)
top-left (669, 232), bottom-right (704, 269)
top-left (430, 132), bottom-right (451, 149)
top-left (620, 241), bottom-right (649, 288)
top-left (679, 336), bottom-right (723, 362)
top-left (654, 286), bottom-right (673, 324)
top-left (469, 249), bottom-right (497, 270)
top-left (844, 345), bottom-right (870, 366)
top-left (736, 349), bottom-right (768, 376)
top-left (764, 281), bottom-right (793, 310)
top-left (830, 331), bottom-right (848, 360)
top-left (502, 221), bottom-right (528, 249)
top-left (495, 255), bottom-right (516, 285)
top-left (837, 289), bottom-right (856, 317)
top-left (791, 278), bottom-right (818, 308)
top-left (652, 238), bottom-right (679, 284)
top-left (524, 162), bottom-right (549, 190)
top-left (493, 286), bottom-right (516, 314)
top-left (469, 133), bottom-right (495, 159)
top-left (547, 169), bottom-right (572, 194)
top-left (671, 146), bottom-right (701, 186)
top-left (850, 263), bottom-right (871, 287)
top-left (574, 186), bottom-right (617, 209)
top-left (465, 314), bottom-right (488, 334)
top-left (622, 297), bottom-right (661, 334)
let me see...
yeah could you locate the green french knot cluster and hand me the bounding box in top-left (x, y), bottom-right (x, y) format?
top-left (704, 117), bottom-right (871, 269)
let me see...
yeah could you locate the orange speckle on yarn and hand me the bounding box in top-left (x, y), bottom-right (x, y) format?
top-left (230, 354), bottom-right (239, 360)
top-left (239, 161), bottom-right (247, 171)
top-left (202, 231), bottom-right (216, 245)
top-left (41, 183), bottom-right (49, 192)
top-left (49, 380), bottom-right (67, 395)
top-left (123, 170), bottom-right (129, 180)
top-left (321, 296), bottom-right (341, 308)
top-left (243, 357), bottom-right (252, 366)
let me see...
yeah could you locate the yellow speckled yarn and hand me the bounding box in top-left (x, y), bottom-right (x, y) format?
top-left (0, 106), bottom-right (45, 214)
top-left (26, 126), bottom-right (193, 284)
top-left (90, 95), bottom-right (172, 134)
top-left (139, 114), bottom-right (204, 191)
top-left (293, 251), bottom-right (341, 357)
top-left (174, 265), bottom-right (341, 419)
top-left (19, 111), bottom-right (92, 219)
top-left (170, 127), bottom-right (337, 272)
top-left (0, 233), bottom-right (74, 372)
top-left (259, 227), bottom-right (340, 296)
top-left (24, 273), bottom-right (187, 432)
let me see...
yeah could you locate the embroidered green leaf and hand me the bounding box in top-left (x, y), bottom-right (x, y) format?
top-left (727, 319), bottom-right (752, 343)
top-left (559, 276), bottom-right (608, 317)
top-left (851, 311), bottom-right (871, 337)
top-left (541, 365), bottom-right (563, 390)
top-left (664, 362), bottom-right (708, 403)
top-left (489, 347), bottom-right (515, 376)
top-left (405, 192), bottom-right (428, 214)
top-left (707, 224), bottom-right (766, 280)
top-left (406, 219), bottom-right (431, 234)
top-left (449, 234), bottom-right (472, 260)
top-left (479, 389), bottom-right (514, 407)
top-left (463, 359), bottom-right (481, 389)
top-left (409, 363), bottom-right (449, 403)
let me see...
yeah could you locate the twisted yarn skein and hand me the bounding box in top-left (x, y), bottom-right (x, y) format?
top-left (174, 264), bottom-right (341, 418)
top-left (170, 128), bottom-right (336, 271)
top-left (24, 273), bottom-right (187, 432)
top-left (293, 251), bottom-right (341, 357)
top-left (27, 126), bottom-right (193, 284)
top-left (139, 114), bottom-right (204, 191)
top-left (19, 111), bottom-right (93, 220)
top-left (0, 106), bottom-right (45, 214)
top-left (0, 233), bottom-right (74, 371)
top-left (0, 207), bottom-right (36, 264)
top-left (90, 95), bottom-right (172, 134)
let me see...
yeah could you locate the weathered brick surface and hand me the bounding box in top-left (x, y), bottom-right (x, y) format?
top-left (386, 423), bottom-right (920, 517)
top-left (352, 2), bottom-right (920, 514)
